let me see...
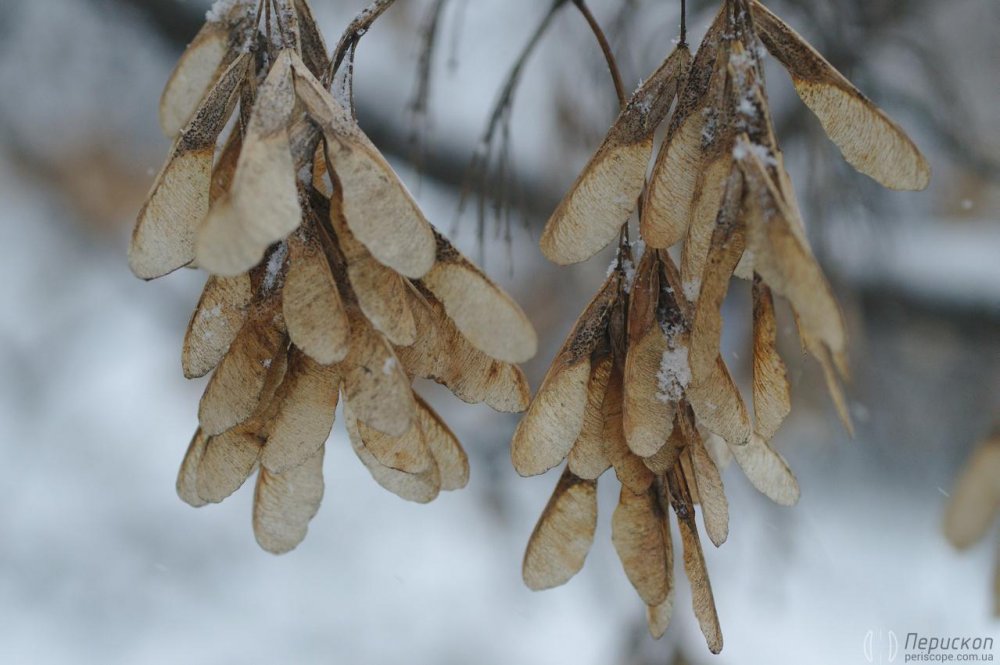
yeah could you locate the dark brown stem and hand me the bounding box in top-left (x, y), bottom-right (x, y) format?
top-left (571, 0), bottom-right (627, 110)
top-left (325, 0), bottom-right (399, 88)
top-left (680, 0), bottom-right (687, 47)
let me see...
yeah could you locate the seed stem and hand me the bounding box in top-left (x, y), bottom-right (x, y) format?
top-left (571, 0), bottom-right (627, 111)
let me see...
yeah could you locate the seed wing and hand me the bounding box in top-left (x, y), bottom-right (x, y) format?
top-left (752, 0), bottom-right (929, 191)
top-left (420, 231), bottom-right (536, 364)
top-left (283, 231), bottom-right (351, 364)
top-left (197, 51), bottom-right (302, 276)
top-left (522, 468), bottom-right (598, 590)
top-left (131, 53), bottom-right (251, 279)
top-left (253, 446), bottom-right (325, 554)
top-left (751, 279), bottom-right (791, 440)
top-left (612, 485), bottom-right (671, 606)
top-left (567, 355), bottom-right (613, 480)
top-left (291, 54), bottom-right (437, 279)
top-left (260, 350), bottom-right (340, 474)
top-left (345, 404), bottom-right (441, 503)
top-left (182, 273), bottom-right (253, 379)
top-left (541, 46), bottom-right (691, 264)
top-left (729, 433), bottom-right (800, 506)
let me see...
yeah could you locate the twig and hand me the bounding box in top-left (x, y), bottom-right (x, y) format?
top-left (325, 0), bottom-right (399, 90)
top-left (571, 0), bottom-right (627, 110)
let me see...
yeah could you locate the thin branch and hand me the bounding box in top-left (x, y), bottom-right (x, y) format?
top-left (325, 0), bottom-right (399, 89)
top-left (457, 0), bottom-right (568, 255)
top-left (571, 0), bottom-right (627, 109)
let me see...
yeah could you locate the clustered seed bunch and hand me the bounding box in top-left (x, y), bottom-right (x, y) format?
top-left (129, 0), bottom-right (537, 554)
top-left (945, 431), bottom-right (1000, 616)
top-left (516, 0), bottom-right (929, 652)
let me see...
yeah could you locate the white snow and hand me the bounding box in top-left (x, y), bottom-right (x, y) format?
top-left (655, 344), bottom-right (691, 403)
top-left (206, 0), bottom-right (250, 23)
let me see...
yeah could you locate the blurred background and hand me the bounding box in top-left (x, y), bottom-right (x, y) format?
top-left (0, 0), bottom-right (998, 663)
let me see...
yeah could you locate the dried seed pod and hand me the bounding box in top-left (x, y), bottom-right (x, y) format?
top-left (612, 485), bottom-right (672, 606)
top-left (282, 230), bottom-right (351, 364)
top-left (340, 321), bottom-right (415, 438)
top-left (666, 469), bottom-right (723, 654)
top-left (260, 350), bottom-right (340, 474)
top-left (159, 1), bottom-right (254, 138)
top-left (751, 278), bottom-right (790, 440)
top-left (523, 469), bottom-right (598, 590)
top-left (345, 404), bottom-right (441, 504)
top-left (728, 433), bottom-right (799, 506)
top-left (643, 9), bottom-right (731, 251)
top-left (623, 251), bottom-right (677, 457)
top-left (131, 53), bottom-right (251, 279)
top-left (291, 55), bottom-right (436, 279)
top-left (511, 273), bottom-right (620, 476)
top-left (198, 300), bottom-right (288, 436)
top-left (182, 273), bottom-right (253, 379)
top-left (567, 356), bottom-right (613, 480)
top-left (420, 231), bottom-right (537, 364)
top-left (751, 0), bottom-right (930, 191)
top-left (541, 46), bottom-right (691, 264)
top-left (197, 51), bottom-right (302, 276)
top-left (397, 286), bottom-right (530, 413)
top-left (253, 446), bottom-right (325, 554)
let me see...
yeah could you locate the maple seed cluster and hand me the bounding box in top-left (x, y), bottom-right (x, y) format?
top-left (130, 0), bottom-right (536, 554)
top-left (517, 0), bottom-right (929, 653)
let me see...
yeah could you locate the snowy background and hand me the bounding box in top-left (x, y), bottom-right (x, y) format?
top-left (0, 0), bottom-right (998, 663)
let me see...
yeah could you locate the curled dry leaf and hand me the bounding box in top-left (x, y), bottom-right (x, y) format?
top-left (511, 275), bottom-right (621, 476)
top-left (159, 1), bottom-right (253, 137)
top-left (131, 53), bottom-right (251, 279)
top-left (751, 279), bottom-right (791, 440)
top-left (751, 0), bottom-right (930, 191)
top-left (943, 436), bottom-right (1000, 550)
top-left (612, 485), bottom-right (671, 606)
top-left (522, 468), bottom-right (598, 590)
top-left (197, 51), bottom-right (302, 276)
top-left (729, 433), bottom-right (800, 506)
top-left (253, 446), bottom-right (325, 554)
top-left (541, 46), bottom-right (691, 265)
top-left (182, 273), bottom-right (253, 379)
top-left (260, 350), bottom-right (340, 474)
top-left (290, 55), bottom-right (436, 279)
top-left (567, 355), bottom-right (613, 480)
top-left (420, 231), bottom-right (537, 364)
top-left (283, 230), bottom-right (351, 364)
top-left (344, 404), bottom-right (441, 504)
